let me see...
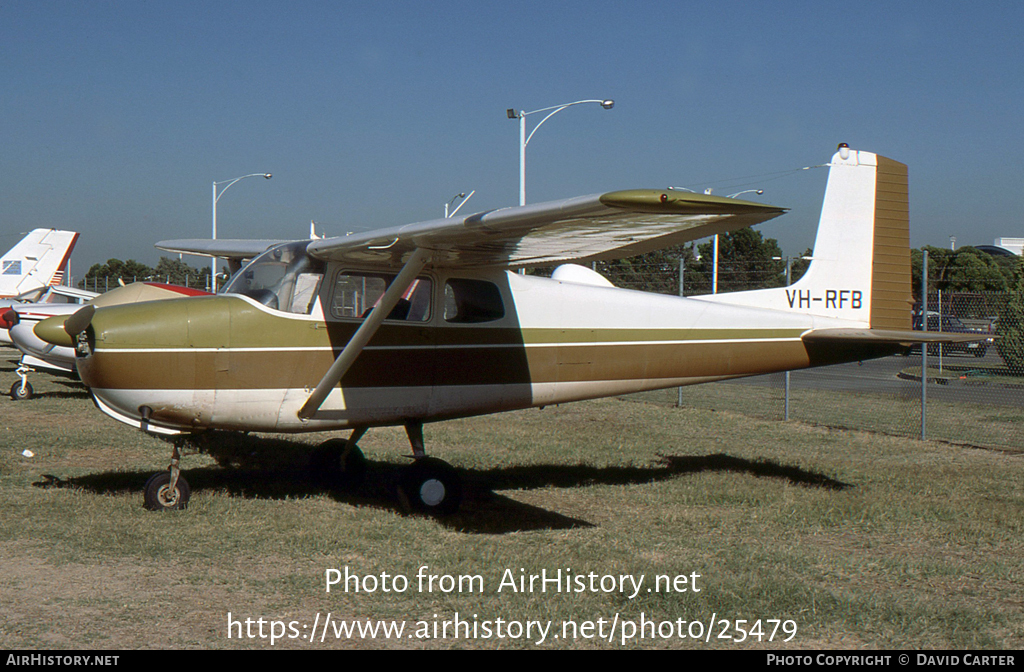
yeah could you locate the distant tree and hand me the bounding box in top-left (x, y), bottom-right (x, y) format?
top-left (80, 258), bottom-right (154, 290)
top-left (912, 246), bottom-right (1013, 299)
top-left (153, 257), bottom-right (209, 288)
top-left (788, 248), bottom-right (814, 285)
top-left (996, 257), bottom-right (1024, 374)
top-left (689, 228), bottom-right (787, 294)
top-left (592, 229), bottom-right (794, 296)
top-left (596, 244), bottom-right (693, 295)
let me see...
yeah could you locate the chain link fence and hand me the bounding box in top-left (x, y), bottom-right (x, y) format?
top-left (604, 261), bottom-right (1022, 453)
top-left (80, 274), bottom-right (212, 293)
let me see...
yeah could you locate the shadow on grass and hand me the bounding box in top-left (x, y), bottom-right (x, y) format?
top-left (25, 389), bottom-right (91, 400)
top-left (32, 434), bottom-right (850, 534)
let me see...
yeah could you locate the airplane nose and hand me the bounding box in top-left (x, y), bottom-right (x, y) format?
top-left (36, 304), bottom-right (96, 348)
top-left (1, 309), bottom-right (18, 330)
top-left (34, 314), bottom-right (73, 347)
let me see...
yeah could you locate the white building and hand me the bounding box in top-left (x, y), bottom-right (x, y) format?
top-left (994, 238), bottom-right (1023, 255)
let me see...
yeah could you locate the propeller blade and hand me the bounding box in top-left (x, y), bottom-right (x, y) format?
top-left (64, 305), bottom-right (95, 338)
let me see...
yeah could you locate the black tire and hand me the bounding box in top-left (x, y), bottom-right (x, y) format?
top-left (10, 381), bottom-right (33, 401)
top-left (309, 438), bottom-right (367, 488)
top-left (143, 471), bottom-right (191, 511)
top-left (399, 458), bottom-right (462, 516)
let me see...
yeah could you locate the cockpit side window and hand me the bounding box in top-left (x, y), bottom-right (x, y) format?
top-left (329, 272), bottom-right (432, 322)
top-left (444, 278), bottom-right (505, 323)
top-left (222, 242), bottom-right (325, 315)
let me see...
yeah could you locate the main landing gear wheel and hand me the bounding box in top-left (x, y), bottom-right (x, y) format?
top-left (399, 458), bottom-right (462, 516)
top-left (143, 471), bottom-right (191, 511)
top-left (10, 381), bottom-right (33, 401)
top-left (310, 438), bottom-right (367, 488)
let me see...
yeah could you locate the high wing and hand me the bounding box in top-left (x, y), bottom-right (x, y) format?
top-left (306, 190), bottom-right (787, 269)
top-left (154, 239), bottom-right (295, 260)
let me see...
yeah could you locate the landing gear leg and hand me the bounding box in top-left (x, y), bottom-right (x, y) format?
top-left (144, 439), bottom-right (191, 511)
top-left (398, 421), bottom-right (462, 515)
top-left (10, 364), bottom-right (34, 400)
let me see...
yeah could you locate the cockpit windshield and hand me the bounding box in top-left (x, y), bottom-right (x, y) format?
top-left (222, 241), bottom-right (325, 314)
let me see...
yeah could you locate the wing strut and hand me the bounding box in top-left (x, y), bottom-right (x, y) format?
top-left (297, 248), bottom-right (432, 420)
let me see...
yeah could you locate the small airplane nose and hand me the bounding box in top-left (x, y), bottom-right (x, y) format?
top-left (1, 309), bottom-right (18, 330)
top-left (34, 314), bottom-right (74, 347)
top-left (36, 304), bottom-right (96, 348)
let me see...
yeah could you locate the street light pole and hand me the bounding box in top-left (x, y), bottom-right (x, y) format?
top-left (507, 99), bottom-right (614, 206)
top-left (211, 173), bottom-right (271, 292)
top-left (714, 190), bottom-right (763, 294)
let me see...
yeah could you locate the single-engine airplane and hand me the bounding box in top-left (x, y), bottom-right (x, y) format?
top-left (1, 285), bottom-right (97, 348)
top-left (4, 282), bottom-right (210, 399)
top-left (35, 145), bottom-right (983, 514)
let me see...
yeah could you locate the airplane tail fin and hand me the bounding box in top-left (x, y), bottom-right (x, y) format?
top-left (0, 229), bottom-right (81, 300)
top-left (695, 146), bottom-right (912, 330)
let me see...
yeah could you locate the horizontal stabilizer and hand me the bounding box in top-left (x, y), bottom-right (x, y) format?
top-left (803, 328), bottom-right (990, 345)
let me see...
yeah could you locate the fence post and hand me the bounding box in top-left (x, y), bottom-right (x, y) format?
top-left (784, 257), bottom-right (792, 421)
top-left (677, 256), bottom-right (685, 408)
top-left (938, 288), bottom-right (944, 373)
top-left (921, 250), bottom-right (928, 440)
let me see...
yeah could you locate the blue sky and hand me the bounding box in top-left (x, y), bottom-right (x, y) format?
top-left (2, 1), bottom-right (1022, 275)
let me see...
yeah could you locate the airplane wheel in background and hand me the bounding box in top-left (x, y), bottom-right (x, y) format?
top-left (309, 438), bottom-right (367, 488)
top-left (143, 471), bottom-right (191, 511)
top-left (10, 382), bottom-right (33, 401)
top-left (399, 458), bottom-right (462, 516)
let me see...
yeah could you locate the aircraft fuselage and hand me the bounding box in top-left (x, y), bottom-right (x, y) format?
top-left (73, 266), bottom-right (891, 436)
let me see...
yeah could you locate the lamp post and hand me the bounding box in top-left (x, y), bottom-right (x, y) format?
top-left (507, 99), bottom-right (614, 206)
top-left (445, 190), bottom-right (475, 218)
top-left (211, 173), bottom-right (271, 292)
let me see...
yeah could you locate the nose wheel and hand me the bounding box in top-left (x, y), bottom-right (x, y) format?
top-left (143, 471), bottom-right (191, 510)
top-left (10, 381), bottom-right (34, 400)
top-left (143, 440), bottom-right (190, 511)
top-left (10, 364), bottom-right (35, 400)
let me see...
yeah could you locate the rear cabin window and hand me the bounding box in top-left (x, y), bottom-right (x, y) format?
top-left (330, 272), bottom-right (432, 322)
top-left (444, 278), bottom-right (505, 323)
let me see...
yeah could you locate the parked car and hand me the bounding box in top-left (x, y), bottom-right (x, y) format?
top-left (912, 312), bottom-right (994, 357)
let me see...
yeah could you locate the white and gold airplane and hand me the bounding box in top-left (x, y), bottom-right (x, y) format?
top-left (35, 145), bottom-right (978, 514)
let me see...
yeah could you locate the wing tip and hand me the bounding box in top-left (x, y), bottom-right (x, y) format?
top-left (600, 189), bottom-right (786, 215)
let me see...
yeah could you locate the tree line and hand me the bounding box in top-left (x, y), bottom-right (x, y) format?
top-left (79, 257), bottom-right (213, 290)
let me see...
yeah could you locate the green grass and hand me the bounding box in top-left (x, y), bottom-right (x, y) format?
top-left (1, 353), bottom-right (1022, 649)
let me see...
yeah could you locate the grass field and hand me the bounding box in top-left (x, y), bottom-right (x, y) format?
top-left (1, 352), bottom-right (1022, 649)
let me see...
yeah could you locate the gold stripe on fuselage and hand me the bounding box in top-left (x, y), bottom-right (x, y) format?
top-left (79, 331), bottom-right (808, 391)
